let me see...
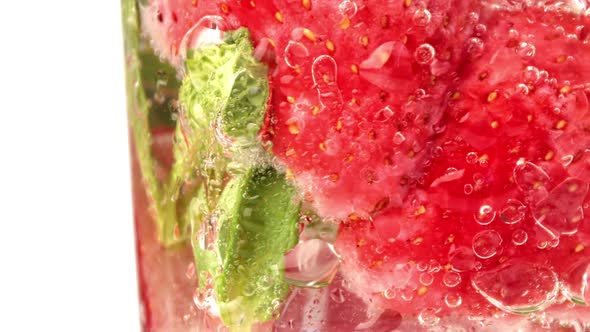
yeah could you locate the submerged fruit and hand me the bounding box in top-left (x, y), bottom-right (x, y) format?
top-left (137, 0), bottom-right (590, 329)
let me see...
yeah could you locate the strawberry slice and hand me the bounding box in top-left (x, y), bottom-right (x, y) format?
top-left (334, 3), bottom-right (590, 324)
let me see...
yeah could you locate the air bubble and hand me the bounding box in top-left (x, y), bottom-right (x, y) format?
top-left (413, 8), bottom-right (432, 26)
top-left (523, 66), bottom-right (540, 85)
top-left (443, 271), bottom-right (461, 287)
top-left (283, 238), bottom-right (341, 288)
top-left (562, 258), bottom-right (590, 305)
top-left (445, 293), bottom-right (462, 308)
top-left (511, 229), bottom-right (528, 246)
top-left (338, 0), bottom-right (358, 18)
top-left (474, 205), bottom-right (496, 225)
top-left (284, 41), bottom-right (310, 69)
top-left (473, 173), bottom-right (485, 185)
top-left (464, 184), bottom-right (474, 195)
top-left (472, 230), bottom-right (502, 259)
top-left (471, 262), bottom-right (559, 314)
top-left (428, 259), bottom-right (441, 273)
top-left (179, 15), bottom-right (226, 67)
top-left (548, 238), bottom-right (560, 248)
top-left (393, 132), bottom-right (406, 145)
top-left (417, 261), bottom-right (428, 272)
top-left (516, 42), bottom-right (536, 61)
top-left (311, 55), bottom-right (343, 111)
top-left (257, 275), bottom-right (272, 290)
top-left (466, 152), bottom-right (478, 164)
top-left (474, 23), bottom-right (487, 37)
top-left (418, 308), bottom-right (440, 326)
top-left (414, 43), bottom-right (435, 64)
top-left (516, 83), bottom-right (529, 95)
top-left (500, 199), bottom-right (526, 224)
top-left (419, 272), bottom-right (434, 286)
top-left (449, 247), bottom-right (476, 272)
top-left (465, 37), bottom-right (484, 59)
top-left (374, 106), bottom-right (394, 122)
top-left (383, 288), bottom-right (396, 300)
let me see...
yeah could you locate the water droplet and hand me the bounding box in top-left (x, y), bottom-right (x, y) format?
top-left (466, 152), bottom-right (479, 164)
top-left (516, 42), bottom-right (536, 61)
top-left (374, 106), bottom-right (394, 122)
top-left (449, 246), bottom-right (476, 272)
top-left (330, 288), bottom-right (346, 303)
top-left (284, 41), bottom-right (310, 69)
top-left (471, 262), bottom-right (559, 314)
top-left (472, 230), bottom-right (502, 259)
top-left (419, 272), bottom-right (434, 286)
top-left (311, 55), bottom-right (343, 111)
top-left (413, 8), bottom-right (431, 26)
top-left (443, 271), bottom-right (462, 287)
top-left (393, 131), bottom-right (406, 145)
top-left (533, 178), bottom-right (589, 236)
top-left (500, 199), bottom-right (526, 224)
top-left (338, 0), bottom-right (358, 17)
top-left (284, 238), bottom-right (341, 288)
top-left (512, 229), bottom-right (528, 246)
top-left (418, 307), bottom-right (441, 326)
top-left (383, 288), bottom-right (396, 299)
top-left (465, 37), bottom-right (484, 59)
top-left (474, 205), bottom-right (496, 225)
top-left (464, 184), bottom-right (474, 195)
top-left (414, 43), bottom-right (435, 64)
top-left (445, 292), bottom-right (463, 308)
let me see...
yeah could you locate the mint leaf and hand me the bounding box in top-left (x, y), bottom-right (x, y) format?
top-left (218, 29), bottom-right (269, 149)
top-left (214, 167), bottom-right (300, 330)
top-left (167, 28), bottom-right (270, 239)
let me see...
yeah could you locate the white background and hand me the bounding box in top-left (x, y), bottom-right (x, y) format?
top-left (0, 1), bottom-right (140, 330)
